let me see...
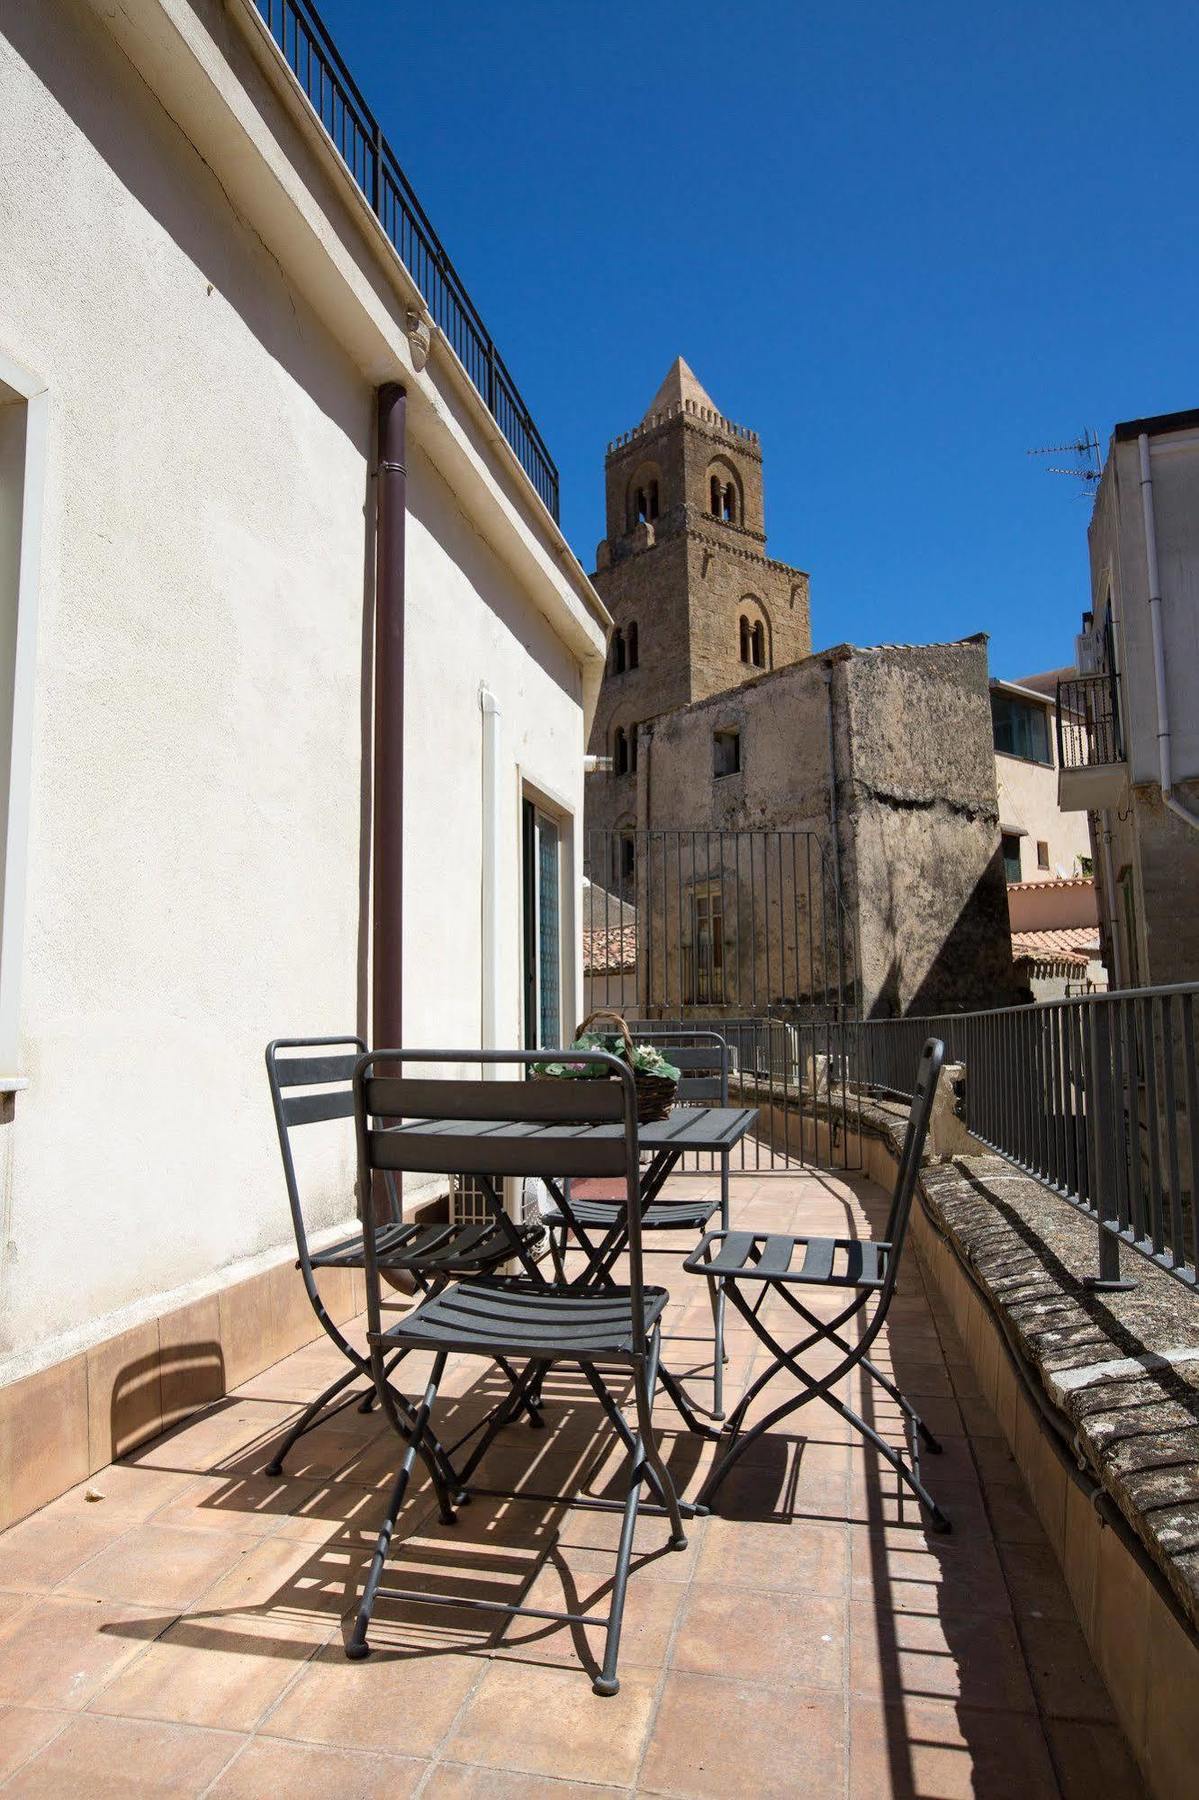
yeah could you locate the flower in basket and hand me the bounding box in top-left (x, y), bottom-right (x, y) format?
top-left (533, 1031), bottom-right (680, 1084)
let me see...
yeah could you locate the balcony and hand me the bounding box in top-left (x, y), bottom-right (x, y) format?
top-left (254, 0), bottom-right (559, 520)
top-left (1056, 670), bottom-right (1128, 811)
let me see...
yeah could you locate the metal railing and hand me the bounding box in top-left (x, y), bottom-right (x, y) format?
top-left (254, 0), bottom-right (560, 520)
top-left (843, 985), bottom-right (1199, 1290)
top-left (1056, 670), bottom-right (1124, 769)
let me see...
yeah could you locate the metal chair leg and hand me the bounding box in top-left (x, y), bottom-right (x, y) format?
top-left (347, 1353), bottom-right (451, 1660)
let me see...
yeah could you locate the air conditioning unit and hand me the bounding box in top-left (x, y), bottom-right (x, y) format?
top-left (448, 1173), bottom-right (549, 1260)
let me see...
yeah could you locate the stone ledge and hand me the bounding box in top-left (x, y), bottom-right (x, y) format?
top-left (850, 1088), bottom-right (1199, 1634)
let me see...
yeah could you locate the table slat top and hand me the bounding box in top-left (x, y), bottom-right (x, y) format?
top-left (383, 1104), bottom-right (757, 1155)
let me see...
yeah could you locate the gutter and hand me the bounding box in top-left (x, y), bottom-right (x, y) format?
top-left (373, 384), bottom-right (406, 1049)
top-left (1138, 432), bottom-right (1199, 832)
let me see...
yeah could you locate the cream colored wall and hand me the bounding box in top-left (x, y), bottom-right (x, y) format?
top-left (0, 0), bottom-right (602, 1376)
top-left (994, 748), bottom-right (1091, 881)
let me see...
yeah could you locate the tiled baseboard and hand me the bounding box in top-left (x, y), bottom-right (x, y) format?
top-left (0, 1252), bottom-right (361, 1532)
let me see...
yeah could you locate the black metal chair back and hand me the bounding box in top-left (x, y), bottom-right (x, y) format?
top-left (266, 1035), bottom-right (382, 1296)
top-left (877, 1035), bottom-right (945, 1305)
top-left (635, 1026), bottom-right (731, 1106)
top-left (352, 1047), bottom-right (647, 1344)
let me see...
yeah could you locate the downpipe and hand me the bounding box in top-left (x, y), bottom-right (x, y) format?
top-left (1138, 432), bottom-right (1199, 833)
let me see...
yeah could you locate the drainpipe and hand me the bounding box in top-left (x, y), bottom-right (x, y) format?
top-left (1138, 432), bottom-right (1199, 832)
top-left (373, 384), bottom-right (406, 1051)
top-left (479, 684), bottom-right (501, 1074)
top-left (1098, 814), bottom-right (1125, 989)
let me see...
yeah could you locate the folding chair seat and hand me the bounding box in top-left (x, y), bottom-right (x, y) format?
top-left (541, 1029), bottom-right (734, 1416)
top-left (373, 1275), bottom-right (669, 1361)
top-left (685, 1037), bottom-right (950, 1531)
top-left (265, 1037), bottom-right (545, 1480)
top-left (346, 1046), bottom-right (693, 1696)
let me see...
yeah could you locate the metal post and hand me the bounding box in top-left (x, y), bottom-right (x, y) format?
top-left (1084, 1001), bottom-right (1136, 1290)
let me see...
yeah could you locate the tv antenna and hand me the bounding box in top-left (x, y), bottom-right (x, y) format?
top-left (1027, 429), bottom-right (1102, 496)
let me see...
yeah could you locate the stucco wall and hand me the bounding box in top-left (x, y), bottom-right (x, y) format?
top-left (0, 0), bottom-right (595, 1372)
top-left (994, 749), bottom-right (1091, 881)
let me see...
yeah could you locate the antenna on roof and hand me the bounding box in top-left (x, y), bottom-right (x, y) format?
top-left (1027, 429), bottom-right (1102, 497)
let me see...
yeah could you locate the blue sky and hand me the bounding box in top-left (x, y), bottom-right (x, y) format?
top-left (323, 0), bottom-right (1197, 679)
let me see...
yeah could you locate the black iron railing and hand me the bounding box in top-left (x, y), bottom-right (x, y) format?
top-left (843, 986), bottom-right (1199, 1291)
top-left (1057, 670), bottom-right (1124, 769)
top-left (254, 0), bottom-right (560, 520)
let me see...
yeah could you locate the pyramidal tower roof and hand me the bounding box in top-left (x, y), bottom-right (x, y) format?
top-left (640, 357), bottom-right (720, 425)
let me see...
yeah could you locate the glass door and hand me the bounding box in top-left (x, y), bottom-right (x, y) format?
top-left (523, 800), bottom-right (562, 1050)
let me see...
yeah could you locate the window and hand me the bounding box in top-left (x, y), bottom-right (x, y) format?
top-left (626, 621), bottom-right (638, 669)
top-left (610, 628), bottom-right (625, 675)
top-left (751, 620), bottom-right (766, 668)
top-left (739, 616), bottom-right (750, 663)
top-left (613, 726), bottom-right (637, 776)
top-left (991, 691), bottom-right (1051, 764)
top-left (713, 728), bottom-right (741, 777)
top-left (619, 830), bottom-right (636, 887)
top-left (688, 886), bottom-right (725, 1003)
top-left (1001, 832), bottom-right (1022, 882)
top-left (522, 800), bottom-right (562, 1050)
top-left (1036, 840), bottom-right (1050, 870)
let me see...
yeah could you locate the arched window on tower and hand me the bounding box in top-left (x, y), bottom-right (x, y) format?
top-left (634, 487), bottom-right (648, 523)
top-left (751, 620), bottom-right (766, 667)
top-left (613, 726), bottom-right (628, 776)
top-left (626, 621), bottom-right (639, 669)
top-left (647, 481), bottom-right (659, 520)
top-left (739, 615), bottom-right (751, 664)
top-left (610, 627), bottom-right (625, 675)
top-left (710, 475), bottom-right (722, 517)
top-left (721, 484), bottom-right (735, 523)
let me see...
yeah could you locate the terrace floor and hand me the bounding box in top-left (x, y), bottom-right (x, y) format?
top-left (0, 1165), bottom-right (1146, 1797)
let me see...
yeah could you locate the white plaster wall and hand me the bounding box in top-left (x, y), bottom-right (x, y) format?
top-left (0, 1), bottom-right (592, 1368)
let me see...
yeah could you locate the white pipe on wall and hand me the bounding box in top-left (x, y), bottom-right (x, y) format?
top-left (479, 683), bottom-right (502, 1072)
top-left (1138, 433), bottom-right (1199, 832)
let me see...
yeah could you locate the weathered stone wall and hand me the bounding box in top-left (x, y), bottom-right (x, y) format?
top-left (840, 640), bottom-right (1014, 1015)
top-left (629, 639), bottom-right (1014, 1016)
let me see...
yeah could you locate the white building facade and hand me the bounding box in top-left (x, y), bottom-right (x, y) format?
top-left (0, 0), bottom-right (607, 1520)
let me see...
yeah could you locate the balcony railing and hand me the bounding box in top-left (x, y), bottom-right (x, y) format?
top-left (1057, 670), bottom-right (1124, 769)
top-left (843, 985), bottom-right (1199, 1291)
top-left (254, 0), bottom-right (560, 521)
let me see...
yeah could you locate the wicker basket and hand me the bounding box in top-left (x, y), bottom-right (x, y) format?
top-left (533, 1009), bottom-right (677, 1125)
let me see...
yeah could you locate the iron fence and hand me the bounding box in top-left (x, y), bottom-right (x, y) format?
top-left (254, 0), bottom-right (560, 520)
top-left (1056, 670), bottom-right (1124, 769)
top-left (843, 985), bottom-right (1199, 1290)
top-left (583, 829), bottom-right (860, 1173)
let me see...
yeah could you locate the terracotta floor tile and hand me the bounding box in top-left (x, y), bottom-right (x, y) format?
top-left (0, 1705), bottom-right (72, 1783)
top-left (1046, 1718), bottom-right (1148, 1799)
top-left (208, 1737), bottom-right (428, 1797)
top-left (0, 1509), bottom-right (139, 1595)
top-left (1017, 1613), bottom-right (1115, 1722)
top-left (0, 1597), bottom-right (164, 1710)
top-left (90, 1617), bottom-right (318, 1731)
top-left (693, 1512), bottom-right (847, 1595)
top-left (998, 1538), bottom-right (1077, 1621)
top-left (848, 1696), bottom-right (1059, 1799)
top-left (444, 1658), bottom-right (657, 1785)
top-left (639, 1670), bottom-right (846, 1798)
top-left (425, 1764), bottom-right (628, 1798)
top-left (673, 1581), bottom-right (843, 1688)
top-left (260, 1637), bottom-right (483, 1757)
top-left (57, 1525), bottom-right (256, 1612)
top-left (849, 1599), bottom-right (1036, 1713)
top-left (495, 1568), bottom-right (686, 1675)
top-left (2, 1712), bottom-right (241, 1797)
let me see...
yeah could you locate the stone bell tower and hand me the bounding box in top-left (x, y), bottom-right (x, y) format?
top-left (585, 357), bottom-right (811, 842)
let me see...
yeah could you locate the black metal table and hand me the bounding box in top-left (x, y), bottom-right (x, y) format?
top-left (386, 1102), bottom-right (758, 1435)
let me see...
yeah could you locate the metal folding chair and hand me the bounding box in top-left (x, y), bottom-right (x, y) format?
top-left (685, 1037), bottom-right (950, 1529)
top-left (542, 1028), bottom-right (733, 1416)
top-left (346, 1046), bottom-right (693, 1695)
top-left (264, 1036), bottom-right (546, 1479)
